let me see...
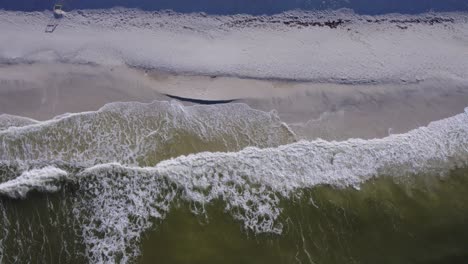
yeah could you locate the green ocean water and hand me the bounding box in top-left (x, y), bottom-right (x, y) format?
top-left (140, 170), bottom-right (468, 264)
top-left (1, 169), bottom-right (468, 263)
top-left (0, 102), bottom-right (467, 263)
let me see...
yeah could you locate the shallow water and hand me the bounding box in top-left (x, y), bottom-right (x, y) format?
top-left (0, 102), bottom-right (467, 263)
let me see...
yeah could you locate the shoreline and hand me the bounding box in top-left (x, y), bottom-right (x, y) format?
top-left (1, 62), bottom-right (467, 140)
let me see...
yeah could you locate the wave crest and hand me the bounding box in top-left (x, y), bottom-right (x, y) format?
top-left (0, 107), bottom-right (467, 263)
top-left (0, 101), bottom-right (296, 167)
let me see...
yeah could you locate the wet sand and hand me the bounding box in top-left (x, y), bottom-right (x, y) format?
top-left (1, 62), bottom-right (467, 140)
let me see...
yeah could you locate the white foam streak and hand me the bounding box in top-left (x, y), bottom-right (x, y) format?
top-left (66, 108), bottom-right (468, 263)
top-left (0, 166), bottom-right (68, 199)
top-left (1, 107), bottom-right (467, 263)
top-left (0, 101), bottom-right (295, 166)
top-left (73, 164), bottom-right (177, 263)
top-left (0, 114), bottom-right (38, 131)
top-left (156, 108), bottom-right (468, 192)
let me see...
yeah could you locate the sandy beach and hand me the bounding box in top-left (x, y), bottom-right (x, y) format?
top-left (1, 62), bottom-right (467, 140)
top-left (1, 9), bottom-right (467, 140)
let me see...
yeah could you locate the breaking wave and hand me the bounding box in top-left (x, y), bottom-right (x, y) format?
top-left (0, 114), bottom-right (38, 131)
top-left (0, 101), bottom-right (295, 168)
top-left (0, 166), bottom-right (68, 199)
top-left (0, 103), bottom-right (467, 263)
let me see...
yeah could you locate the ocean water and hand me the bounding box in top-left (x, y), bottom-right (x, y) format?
top-left (0, 101), bottom-right (467, 263)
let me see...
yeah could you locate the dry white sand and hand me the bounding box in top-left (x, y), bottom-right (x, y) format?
top-left (1, 9), bottom-right (467, 82)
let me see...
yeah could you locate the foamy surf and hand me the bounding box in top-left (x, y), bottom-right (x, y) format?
top-left (0, 101), bottom-right (296, 167)
top-left (0, 114), bottom-right (38, 131)
top-left (0, 166), bottom-right (68, 199)
top-left (0, 105), bottom-right (466, 263)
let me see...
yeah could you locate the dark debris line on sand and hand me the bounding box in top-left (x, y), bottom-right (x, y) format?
top-left (165, 94), bottom-right (237, 105)
top-left (222, 15), bottom-right (455, 29)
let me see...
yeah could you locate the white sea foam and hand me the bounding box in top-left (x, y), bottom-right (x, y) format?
top-left (67, 107), bottom-right (467, 263)
top-left (0, 106), bottom-right (466, 263)
top-left (0, 114), bottom-right (38, 131)
top-left (0, 166), bottom-right (68, 199)
top-left (0, 101), bottom-right (295, 166)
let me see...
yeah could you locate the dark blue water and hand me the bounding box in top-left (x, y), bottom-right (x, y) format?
top-left (1, 0), bottom-right (467, 15)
